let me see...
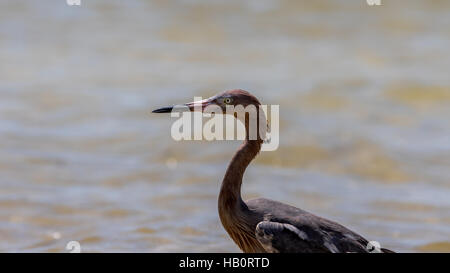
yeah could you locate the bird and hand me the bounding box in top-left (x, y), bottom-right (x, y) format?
top-left (152, 89), bottom-right (394, 253)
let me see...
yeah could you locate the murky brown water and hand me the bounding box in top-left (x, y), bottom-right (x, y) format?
top-left (0, 0), bottom-right (449, 252)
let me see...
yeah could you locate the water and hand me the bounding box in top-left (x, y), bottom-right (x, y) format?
top-left (0, 0), bottom-right (449, 252)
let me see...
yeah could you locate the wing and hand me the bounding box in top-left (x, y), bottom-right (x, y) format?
top-left (255, 221), bottom-right (331, 253)
top-left (248, 198), bottom-right (389, 253)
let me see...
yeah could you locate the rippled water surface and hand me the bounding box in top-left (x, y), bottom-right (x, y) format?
top-left (0, 0), bottom-right (450, 252)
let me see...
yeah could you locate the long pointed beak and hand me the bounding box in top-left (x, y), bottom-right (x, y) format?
top-left (152, 97), bottom-right (215, 113)
top-left (152, 106), bottom-right (174, 113)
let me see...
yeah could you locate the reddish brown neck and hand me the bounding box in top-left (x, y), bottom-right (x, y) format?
top-left (217, 105), bottom-right (267, 253)
top-left (219, 139), bottom-right (262, 212)
top-left (218, 137), bottom-right (263, 253)
top-left (218, 110), bottom-right (265, 224)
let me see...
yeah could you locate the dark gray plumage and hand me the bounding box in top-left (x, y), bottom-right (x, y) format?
top-left (248, 198), bottom-right (389, 253)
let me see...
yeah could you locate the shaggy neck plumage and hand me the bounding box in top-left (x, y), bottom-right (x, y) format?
top-left (218, 111), bottom-right (265, 252)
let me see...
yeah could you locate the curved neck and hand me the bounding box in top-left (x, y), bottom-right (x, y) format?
top-left (217, 105), bottom-right (267, 253)
top-left (218, 109), bottom-right (265, 220)
top-left (218, 139), bottom-right (262, 213)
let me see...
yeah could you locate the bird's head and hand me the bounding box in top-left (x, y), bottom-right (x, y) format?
top-left (152, 89), bottom-right (261, 114)
top-left (152, 89), bottom-right (267, 141)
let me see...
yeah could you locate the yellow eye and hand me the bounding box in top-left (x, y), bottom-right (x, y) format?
top-left (224, 98), bottom-right (232, 104)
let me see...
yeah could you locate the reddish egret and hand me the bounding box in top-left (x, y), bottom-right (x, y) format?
top-left (153, 89), bottom-right (394, 253)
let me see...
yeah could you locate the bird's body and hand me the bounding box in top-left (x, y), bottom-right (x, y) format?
top-left (153, 89), bottom-right (394, 253)
top-left (223, 196), bottom-right (373, 253)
